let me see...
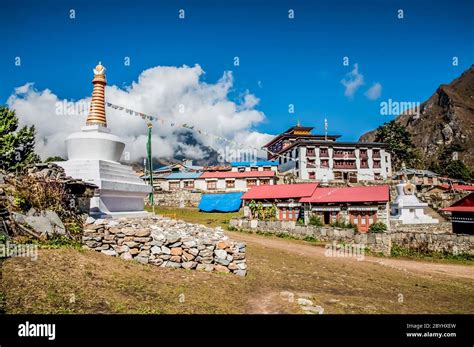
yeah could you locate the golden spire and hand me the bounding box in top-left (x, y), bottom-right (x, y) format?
top-left (86, 62), bottom-right (107, 127)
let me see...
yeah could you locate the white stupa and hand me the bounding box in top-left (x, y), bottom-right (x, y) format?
top-left (391, 181), bottom-right (438, 224)
top-left (57, 63), bottom-right (152, 218)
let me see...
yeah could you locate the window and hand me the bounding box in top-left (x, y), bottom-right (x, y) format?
top-left (307, 148), bottom-right (315, 157)
top-left (320, 148), bottom-right (328, 157)
top-left (308, 172), bottom-right (315, 179)
top-left (373, 150), bottom-right (381, 158)
top-left (321, 159), bottom-right (329, 168)
top-left (251, 167), bottom-right (258, 172)
top-left (226, 180), bottom-right (235, 188)
top-left (374, 173), bottom-right (381, 180)
top-left (373, 160), bottom-right (381, 169)
top-left (207, 181), bottom-right (217, 190)
top-left (169, 182), bottom-right (180, 190)
top-left (183, 181), bottom-right (194, 189)
top-left (360, 149), bottom-right (368, 158)
top-left (260, 179), bottom-right (270, 185)
top-left (360, 159), bottom-right (369, 168)
top-left (306, 159), bottom-right (316, 168)
top-left (263, 167), bottom-right (271, 171)
top-left (247, 179), bottom-right (257, 187)
top-left (428, 177), bottom-right (433, 184)
top-left (238, 167), bottom-right (245, 172)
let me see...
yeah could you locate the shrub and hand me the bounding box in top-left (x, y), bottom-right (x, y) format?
top-left (369, 222), bottom-right (387, 233)
top-left (309, 215), bottom-right (323, 226)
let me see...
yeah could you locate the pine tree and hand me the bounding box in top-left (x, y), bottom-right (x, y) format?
top-left (374, 121), bottom-right (422, 170)
top-left (0, 106), bottom-right (40, 171)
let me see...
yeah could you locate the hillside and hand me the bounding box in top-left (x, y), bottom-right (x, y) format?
top-left (360, 65), bottom-right (474, 170)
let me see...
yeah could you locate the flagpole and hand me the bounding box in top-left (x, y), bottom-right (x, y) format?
top-left (147, 119), bottom-right (155, 214)
top-left (324, 118), bottom-right (328, 141)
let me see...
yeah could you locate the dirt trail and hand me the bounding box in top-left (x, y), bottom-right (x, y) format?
top-left (226, 231), bottom-right (474, 280)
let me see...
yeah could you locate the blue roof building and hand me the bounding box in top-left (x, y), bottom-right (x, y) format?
top-left (230, 161), bottom-right (278, 167)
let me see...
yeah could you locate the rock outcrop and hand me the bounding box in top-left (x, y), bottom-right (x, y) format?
top-left (360, 65), bottom-right (474, 170)
top-left (0, 163), bottom-right (97, 238)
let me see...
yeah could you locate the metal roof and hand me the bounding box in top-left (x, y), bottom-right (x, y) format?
top-left (241, 183), bottom-right (318, 200)
top-left (230, 161), bottom-right (278, 167)
top-left (200, 171), bottom-right (275, 179)
top-left (300, 185), bottom-right (390, 203)
top-left (165, 172), bottom-right (202, 180)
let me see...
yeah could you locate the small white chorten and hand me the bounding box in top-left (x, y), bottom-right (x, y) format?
top-left (391, 181), bottom-right (438, 224)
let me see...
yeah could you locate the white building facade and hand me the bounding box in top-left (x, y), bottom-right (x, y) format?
top-left (264, 125), bottom-right (392, 183)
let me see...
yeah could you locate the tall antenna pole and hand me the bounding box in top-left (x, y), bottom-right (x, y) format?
top-left (147, 119), bottom-right (155, 214)
top-left (324, 118), bottom-right (328, 141)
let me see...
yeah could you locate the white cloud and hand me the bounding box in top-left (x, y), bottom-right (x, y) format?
top-left (364, 82), bottom-right (382, 100)
top-left (341, 63), bottom-right (364, 98)
top-left (7, 64), bottom-right (273, 163)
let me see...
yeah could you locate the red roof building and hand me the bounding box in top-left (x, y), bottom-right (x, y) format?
top-left (241, 183), bottom-right (318, 200)
top-left (300, 185), bottom-right (390, 203)
top-left (439, 184), bottom-right (474, 191)
top-left (441, 193), bottom-right (474, 234)
top-left (241, 184), bottom-right (390, 232)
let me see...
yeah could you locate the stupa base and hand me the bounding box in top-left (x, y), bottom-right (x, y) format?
top-left (56, 159), bottom-right (152, 217)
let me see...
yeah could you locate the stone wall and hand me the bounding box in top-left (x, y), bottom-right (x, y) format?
top-left (229, 218), bottom-right (474, 256)
top-left (390, 221), bottom-right (452, 234)
top-left (391, 232), bottom-right (473, 255)
top-left (150, 190), bottom-right (202, 207)
top-left (83, 216), bottom-right (247, 276)
top-left (229, 218), bottom-right (392, 255)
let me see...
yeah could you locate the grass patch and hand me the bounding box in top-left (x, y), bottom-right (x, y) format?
top-left (2, 243), bottom-right (474, 314)
top-left (390, 244), bottom-right (474, 265)
top-left (145, 205), bottom-right (241, 229)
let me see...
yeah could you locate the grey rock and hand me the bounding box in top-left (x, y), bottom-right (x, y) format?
top-left (182, 261), bottom-right (197, 269)
top-left (134, 256), bottom-right (149, 264)
top-left (151, 246), bottom-right (161, 254)
top-left (297, 298), bottom-right (313, 306)
top-left (85, 216), bottom-right (96, 225)
top-left (101, 249), bottom-right (117, 256)
top-left (214, 249), bottom-right (227, 259)
top-left (234, 270), bottom-right (247, 277)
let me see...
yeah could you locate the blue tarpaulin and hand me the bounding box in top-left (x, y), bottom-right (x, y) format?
top-left (198, 192), bottom-right (244, 212)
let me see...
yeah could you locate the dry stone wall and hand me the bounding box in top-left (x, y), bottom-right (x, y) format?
top-left (229, 218), bottom-right (474, 256)
top-left (83, 216), bottom-right (247, 276)
top-left (151, 191), bottom-right (202, 208)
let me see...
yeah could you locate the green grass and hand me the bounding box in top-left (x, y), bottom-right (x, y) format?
top-left (145, 205), bottom-right (241, 229)
top-left (390, 244), bottom-right (474, 265)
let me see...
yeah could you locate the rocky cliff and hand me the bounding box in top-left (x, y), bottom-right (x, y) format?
top-left (360, 65), bottom-right (474, 170)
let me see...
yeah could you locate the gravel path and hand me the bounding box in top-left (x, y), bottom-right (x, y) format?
top-left (226, 231), bottom-right (474, 280)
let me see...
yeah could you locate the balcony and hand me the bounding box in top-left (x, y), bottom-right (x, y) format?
top-left (334, 154), bottom-right (356, 159)
top-left (319, 150), bottom-right (329, 158)
top-left (334, 161), bottom-right (356, 169)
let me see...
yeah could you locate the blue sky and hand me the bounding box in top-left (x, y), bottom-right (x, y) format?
top-left (1, 0), bottom-right (473, 142)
